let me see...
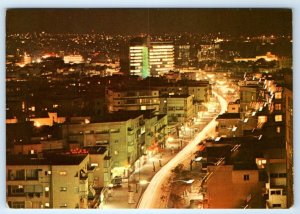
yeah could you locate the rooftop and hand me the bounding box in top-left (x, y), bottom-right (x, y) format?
top-left (216, 112), bottom-right (241, 119)
top-left (7, 153), bottom-right (88, 166)
top-left (84, 146), bottom-right (107, 155)
top-left (91, 110), bottom-right (143, 123)
top-left (161, 94), bottom-right (191, 98)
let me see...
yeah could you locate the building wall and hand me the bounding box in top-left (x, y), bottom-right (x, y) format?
top-left (216, 118), bottom-right (241, 137)
top-left (7, 165), bottom-right (50, 208)
top-left (62, 116), bottom-right (143, 173)
top-left (51, 156), bottom-right (89, 208)
top-left (89, 152), bottom-right (111, 188)
top-left (161, 95), bottom-right (194, 124)
top-left (228, 103), bottom-right (240, 113)
top-left (129, 46), bottom-right (150, 78)
top-left (206, 165), bottom-right (264, 208)
top-left (106, 89), bottom-right (160, 112)
top-left (240, 86), bottom-right (259, 114)
top-left (13, 143), bottom-right (43, 155)
top-left (284, 87), bottom-right (293, 207)
top-left (149, 43), bottom-right (174, 76)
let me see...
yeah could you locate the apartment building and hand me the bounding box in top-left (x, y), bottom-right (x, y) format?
top-left (61, 111), bottom-right (145, 178)
top-left (160, 94), bottom-right (194, 124)
top-left (106, 87), bottom-right (160, 113)
top-left (7, 154), bottom-right (90, 209)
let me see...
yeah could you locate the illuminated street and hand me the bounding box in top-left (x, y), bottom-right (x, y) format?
top-left (138, 91), bottom-right (228, 208)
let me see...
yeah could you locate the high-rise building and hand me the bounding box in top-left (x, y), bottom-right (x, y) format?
top-left (129, 37), bottom-right (150, 78)
top-left (129, 37), bottom-right (174, 78)
top-left (149, 42), bottom-right (174, 76)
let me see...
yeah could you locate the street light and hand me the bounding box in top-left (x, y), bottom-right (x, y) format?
top-left (149, 158), bottom-right (156, 172)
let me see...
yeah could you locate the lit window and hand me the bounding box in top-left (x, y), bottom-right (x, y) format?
top-left (59, 171), bottom-right (67, 176)
top-left (45, 187), bottom-right (49, 191)
top-left (91, 163), bottom-right (98, 167)
top-left (60, 203), bottom-right (67, 208)
top-left (258, 116), bottom-right (267, 123)
top-left (275, 115), bottom-right (282, 122)
top-left (141, 106), bottom-right (146, 110)
top-left (276, 126), bottom-right (281, 133)
top-left (275, 104), bottom-right (282, 111)
top-left (275, 92), bottom-right (282, 99)
top-left (45, 203), bottom-right (50, 208)
top-left (60, 187), bottom-right (67, 192)
top-left (45, 171), bottom-right (51, 175)
top-left (114, 151), bottom-right (118, 155)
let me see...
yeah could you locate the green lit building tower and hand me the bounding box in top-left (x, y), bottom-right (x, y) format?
top-left (129, 37), bottom-right (150, 78)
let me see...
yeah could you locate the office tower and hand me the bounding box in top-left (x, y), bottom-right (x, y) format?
top-left (149, 42), bottom-right (174, 76)
top-left (129, 37), bottom-right (150, 78)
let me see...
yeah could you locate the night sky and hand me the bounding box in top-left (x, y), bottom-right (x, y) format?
top-left (6, 9), bottom-right (292, 35)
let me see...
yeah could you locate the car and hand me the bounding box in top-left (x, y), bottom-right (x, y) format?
top-left (112, 176), bottom-right (122, 187)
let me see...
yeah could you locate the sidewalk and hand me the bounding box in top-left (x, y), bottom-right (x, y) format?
top-left (103, 148), bottom-right (176, 209)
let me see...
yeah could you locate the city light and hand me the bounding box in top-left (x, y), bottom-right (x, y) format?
top-left (5, 8), bottom-right (293, 210)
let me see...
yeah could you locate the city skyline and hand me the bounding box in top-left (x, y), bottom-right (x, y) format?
top-left (7, 8), bottom-right (292, 35)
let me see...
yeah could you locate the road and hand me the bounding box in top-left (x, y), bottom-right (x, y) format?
top-left (138, 91), bottom-right (228, 208)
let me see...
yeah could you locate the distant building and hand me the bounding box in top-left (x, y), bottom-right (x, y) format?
top-left (197, 44), bottom-right (219, 61)
top-left (106, 87), bottom-right (160, 113)
top-left (129, 37), bottom-right (150, 78)
top-left (149, 41), bottom-right (174, 76)
top-left (63, 55), bottom-right (84, 64)
top-left (234, 52), bottom-right (278, 62)
top-left (129, 37), bottom-right (174, 78)
top-left (175, 45), bottom-right (190, 68)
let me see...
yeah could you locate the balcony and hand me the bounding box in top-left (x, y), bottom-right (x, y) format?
top-left (127, 127), bottom-right (134, 135)
top-left (139, 120), bottom-right (145, 126)
top-left (80, 170), bottom-right (88, 181)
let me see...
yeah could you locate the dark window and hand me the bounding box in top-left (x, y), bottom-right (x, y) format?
top-left (270, 173), bottom-right (279, 178)
top-left (272, 204), bottom-right (281, 208)
top-left (279, 173), bottom-right (287, 178)
top-left (244, 174), bottom-right (250, 181)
